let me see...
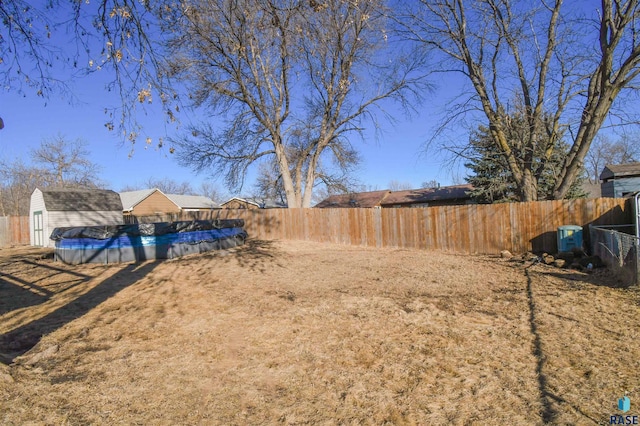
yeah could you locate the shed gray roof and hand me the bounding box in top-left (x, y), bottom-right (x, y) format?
top-left (600, 162), bottom-right (640, 181)
top-left (41, 188), bottom-right (123, 211)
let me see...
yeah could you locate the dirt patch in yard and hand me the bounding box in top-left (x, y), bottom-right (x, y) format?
top-left (0, 240), bottom-right (638, 425)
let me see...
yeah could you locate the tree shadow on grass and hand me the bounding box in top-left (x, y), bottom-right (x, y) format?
top-left (0, 274), bottom-right (52, 315)
top-left (524, 265), bottom-right (608, 424)
top-left (0, 260), bottom-right (161, 365)
top-left (534, 265), bottom-right (637, 290)
top-left (0, 259), bottom-right (99, 315)
top-left (176, 238), bottom-right (284, 273)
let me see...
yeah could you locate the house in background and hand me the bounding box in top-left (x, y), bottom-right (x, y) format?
top-left (314, 190), bottom-right (391, 208)
top-left (29, 188), bottom-right (124, 247)
top-left (120, 189), bottom-right (180, 216)
top-left (221, 197), bottom-right (287, 209)
top-left (581, 182), bottom-right (602, 199)
top-left (315, 185), bottom-right (474, 208)
top-left (600, 162), bottom-right (640, 198)
top-left (380, 184), bottom-right (474, 208)
top-left (119, 188), bottom-right (219, 217)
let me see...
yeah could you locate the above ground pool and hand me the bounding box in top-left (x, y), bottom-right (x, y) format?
top-left (50, 219), bottom-right (248, 264)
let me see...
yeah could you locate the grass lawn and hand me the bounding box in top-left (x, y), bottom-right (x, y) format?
top-left (1, 240), bottom-right (639, 425)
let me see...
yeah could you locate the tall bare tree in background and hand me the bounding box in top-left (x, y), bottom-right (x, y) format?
top-left (585, 133), bottom-right (640, 183)
top-left (165, 0), bottom-right (424, 207)
top-left (388, 180), bottom-right (413, 191)
top-left (31, 135), bottom-right (103, 187)
top-left (0, 160), bottom-right (45, 216)
top-left (0, 136), bottom-right (104, 215)
top-left (402, 0), bottom-right (640, 201)
top-left (121, 177), bottom-right (195, 195)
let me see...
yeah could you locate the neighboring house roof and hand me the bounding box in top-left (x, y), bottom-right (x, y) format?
top-left (119, 188), bottom-right (170, 212)
top-left (119, 188), bottom-right (219, 212)
top-left (581, 182), bottom-right (602, 198)
top-left (165, 193), bottom-right (220, 209)
top-left (39, 188), bottom-right (123, 211)
top-left (315, 185), bottom-right (475, 208)
top-left (221, 197), bottom-right (287, 208)
top-left (380, 184), bottom-right (474, 206)
top-left (314, 190), bottom-right (391, 208)
top-left (221, 197), bottom-right (262, 208)
top-left (600, 162), bottom-right (640, 181)
top-left (245, 197), bottom-right (287, 208)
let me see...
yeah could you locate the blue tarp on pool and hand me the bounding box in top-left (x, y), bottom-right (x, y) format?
top-left (51, 220), bottom-right (248, 264)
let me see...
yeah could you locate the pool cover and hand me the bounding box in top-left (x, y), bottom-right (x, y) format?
top-left (51, 219), bottom-right (248, 264)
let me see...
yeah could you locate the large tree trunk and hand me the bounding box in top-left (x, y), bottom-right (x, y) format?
top-left (274, 140), bottom-right (301, 208)
top-left (521, 169), bottom-right (538, 202)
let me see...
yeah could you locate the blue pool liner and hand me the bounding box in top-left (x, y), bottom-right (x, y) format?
top-left (51, 220), bottom-right (248, 264)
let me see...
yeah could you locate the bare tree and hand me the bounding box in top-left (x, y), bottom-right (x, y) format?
top-left (0, 0), bottom-right (166, 143)
top-left (0, 136), bottom-right (103, 215)
top-left (388, 180), bottom-right (413, 191)
top-left (403, 0), bottom-right (640, 201)
top-left (1, 1), bottom-right (78, 97)
top-left (252, 162), bottom-right (287, 205)
top-left (167, 0), bottom-right (425, 207)
top-left (142, 177), bottom-right (194, 195)
top-left (0, 160), bottom-right (47, 215)
top-left (198, 181), bottom-right (225, 204)
top-left (421, 179), bottom-right (440, 189)
top-left (31, 135), bottom-right (103, 187)
top-left (585, 133), bottom-right (640, 183)
top-left (2, 1), bottom-right (426, 205)
top-left (120, 177), bottom-right (195, 195)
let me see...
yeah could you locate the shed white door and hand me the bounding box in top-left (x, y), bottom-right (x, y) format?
top-left (33, 211), bottom-right (44, 247)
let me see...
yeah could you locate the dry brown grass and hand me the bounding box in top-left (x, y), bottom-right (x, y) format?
top-left (0, 240), bottom-right (639, 425)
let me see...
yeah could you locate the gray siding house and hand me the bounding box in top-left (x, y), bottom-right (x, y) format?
top-left (600, 163), bottom-right (640, 198)
top-left (29, 188), bottom-right (124, 247)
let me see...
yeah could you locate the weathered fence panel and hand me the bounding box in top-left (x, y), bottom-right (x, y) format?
top-left (0, 216), bottom-right (30, 246)
top-left (125, 198), bottom-right (631, 254)
top-left (3, 198), bottom-right (632, 254)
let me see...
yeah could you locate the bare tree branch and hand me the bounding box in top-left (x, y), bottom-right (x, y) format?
top-left (403, 0), bottom-right (640, 201)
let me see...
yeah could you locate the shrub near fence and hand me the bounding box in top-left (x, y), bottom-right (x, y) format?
top-left (126, 197), bottom-right (631, 255)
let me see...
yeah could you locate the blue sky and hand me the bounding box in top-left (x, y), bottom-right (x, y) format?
top-left (0, 68), bottom-right (464, 197)
top-left (0, 1), bottom-right (472, 199)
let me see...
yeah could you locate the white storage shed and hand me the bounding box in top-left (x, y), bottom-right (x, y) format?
top-left (29, 188), bottom-right (124, 247)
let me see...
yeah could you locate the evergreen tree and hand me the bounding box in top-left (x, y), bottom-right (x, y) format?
top-left (465, 114), bottom-right (586, 203)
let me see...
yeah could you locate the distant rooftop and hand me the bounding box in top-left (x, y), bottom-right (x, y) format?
top-left (380, 184), bottom-right (473, 206)
top-left (315, 185), bottom-right (474, 208)
top-left (221, 197), bottom-right (287, 209)
top-left (119, 188), bottom-right (219, 212)
top-left (165, 193), bottom-right (220, 209)
top-left (314, 190), bottom-right (391, 208)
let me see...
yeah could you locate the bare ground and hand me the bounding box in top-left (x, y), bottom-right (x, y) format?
top-left (0, 240), bottom-right (638, 425)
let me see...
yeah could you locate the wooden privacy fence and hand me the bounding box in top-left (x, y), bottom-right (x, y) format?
top-left (0, 216), bottom-right (30, 247)
top-left (3, 198), bottom-right (631, 253)
top-left (128, 197), bottom-right (632, 255)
